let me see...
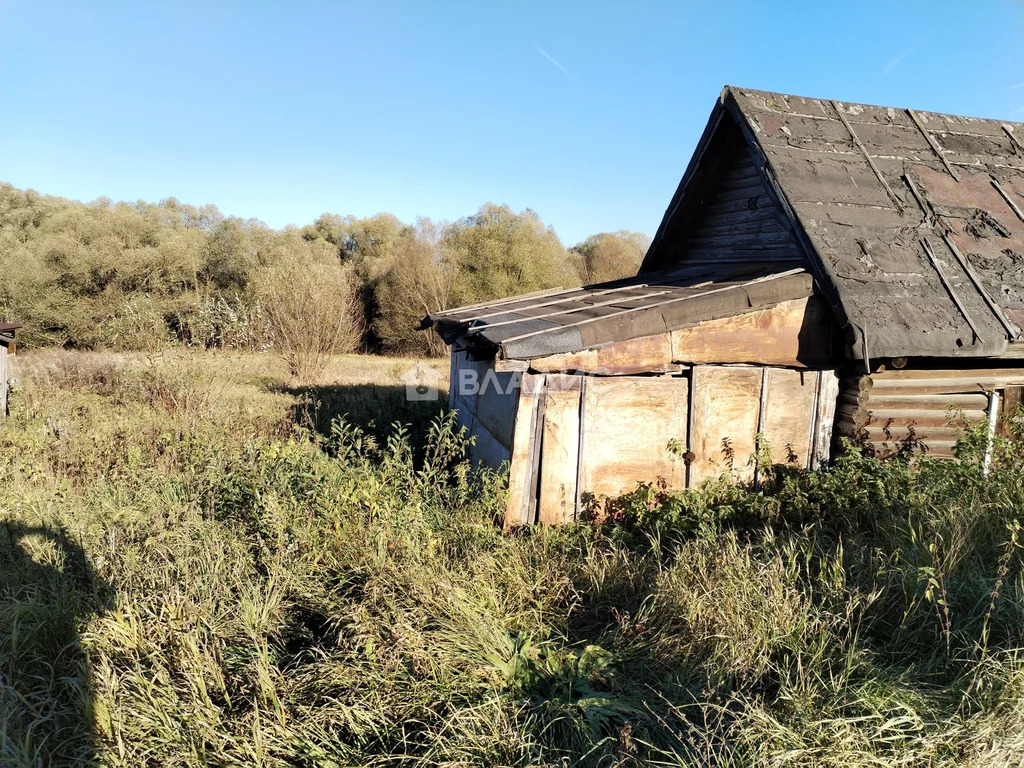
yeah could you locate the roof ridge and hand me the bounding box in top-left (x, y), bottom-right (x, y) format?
top-left (725, 85), bottom-right (1024, 127)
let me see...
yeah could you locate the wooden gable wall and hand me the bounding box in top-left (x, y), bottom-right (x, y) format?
top-left (643, 116), bottom-right (806, 275)
top-left (678, 145), bottom-right (803, 267)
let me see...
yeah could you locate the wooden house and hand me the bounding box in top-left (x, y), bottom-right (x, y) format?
top-left (420, 87), bottom-right (1024, 526)
top-left (0, 323), bottom-right (18, 417)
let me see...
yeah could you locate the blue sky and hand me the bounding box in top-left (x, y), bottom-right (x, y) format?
top-left (2, 1), bottom-right (1024, 245)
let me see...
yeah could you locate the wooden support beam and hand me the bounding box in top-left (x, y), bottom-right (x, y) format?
top-left (516, 333), bottom-right (676, 375)
top-left (939, 232), bottom-right (1020, 340)
top-left (991, 177), bottom-right (1024, 224)
top-left (832, 100), bottom-right (905, 212)
top-left (907, 108), bottom-right (961, 181)
top-left (921, 238), bottom-right (983, 343)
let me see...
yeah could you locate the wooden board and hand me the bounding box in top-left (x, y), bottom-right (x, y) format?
top-left (1000, 385), bottom-right (1023, 438)
top-left (518, 333), bottom-right (676, 375)
top-left (537, 383), bottom-right (581, 525)
top-left (871, 367), bottom-right (1024, 382)
top-left (811, 370), bottom-right (840, 469)
top-left (761, 368), bottom-right (817, 467)
top-left (450, 351), bottom-right (519, 463)
top-left (473, 370), bottom-right (519, 450)
top-left (448, 347), bottom-right (461, 410)
top-left (450, 390), bottom-right (475, 439)
top-left (868, 368), bottom-right (1024, 396)
top-left (470, 412), bottom-right (514, 469)
top-left (504, 373), bottom-right (543, 528)
top-left (689, 366), bottom-right (763, 485)
top-left (451, 391), bottom-right (514, 470)
top-left (836, 422), bottom-right (965, 443)
top-left (842, 392), bottom-right (990, 410)
top-left (670, 297), bottom-right (833, 367)
top-left (451, 352), bottom-right (494, 409)
top-left (837, 405), bottom-right (984, 428)
top-left (578, 376), bottom-right (688, 502)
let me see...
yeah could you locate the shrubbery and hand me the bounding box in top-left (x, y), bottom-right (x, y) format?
top-left (0, 184), bottom-right (648, 359)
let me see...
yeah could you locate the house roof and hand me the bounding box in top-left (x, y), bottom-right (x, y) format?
top-left (420, 262), bottom-right (814, 360)
top-left (643, 86), bottom-right (1024, 360)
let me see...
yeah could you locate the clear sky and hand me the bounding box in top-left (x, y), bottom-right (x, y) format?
top-left (2, 1), bottom-right (1024, 245)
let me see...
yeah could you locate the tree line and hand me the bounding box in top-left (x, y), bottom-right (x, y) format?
top-left (0, 183), bottom-right (649, 366)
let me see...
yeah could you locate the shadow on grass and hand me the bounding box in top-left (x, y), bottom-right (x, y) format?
top-left (1, 523), bottom-right (110, 766)
top-left (279, 383), bottom-right (451, 451)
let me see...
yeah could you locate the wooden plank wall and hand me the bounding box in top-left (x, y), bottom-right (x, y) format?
top-left (689, 366), bottom-right (763, 485)
top-left (689, 365), bottom-right (836, 485)
top-left (677, 147), bottom-right (803, 266)
top-left (505, 373), bottom-right (543, 526)
top-left (836, 367), bottom-right (1024, 457)
top-left (762, 368), bottom-right (818, 466)
top-left (537, 376), bottom-right (581, 525)
top-left (578, 376), bottom-right (688, 502)
top-left (503, 364), bottom-right (839, 526)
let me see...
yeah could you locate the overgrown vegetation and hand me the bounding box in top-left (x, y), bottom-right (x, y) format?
top-left (2, 349), bottom-right (1024, 766)
top-left (257, 255), bottom-right (363, 380)
top-left (0, 184), bottom-right (649, 361)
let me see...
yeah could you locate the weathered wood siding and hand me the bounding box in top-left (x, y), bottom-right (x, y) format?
top-left (502, 364), bottom-right (839, 526)
top-left (578, 376), bottom-right (689, 501)
top-left (505, 373), bottom-right (543, 525)
top-left (517, 334), bottom-right (678, 376)
top-left (670, 297), bottom-right (834, 367)
top-left (678, 147), bottom-right (803, 266)
top-left (688, 365), bottom-right (836, 485)
top-left (449, 348), bottom-right (519, 468)
top-left (537, 376), bottom-right (581, 525)
top-left (836, 367), bottom-right (1024, 457)
top-left (689, 366), bottom-right (763, 484)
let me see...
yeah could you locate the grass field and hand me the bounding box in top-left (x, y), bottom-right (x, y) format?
top-left (2, 349), bottom-right (1024, 766)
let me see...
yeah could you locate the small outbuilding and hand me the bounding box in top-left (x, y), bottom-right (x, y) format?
top-left (0, 323), bottom-right (19, 417)
top-left (420, 87), bottom-right (1024, 526)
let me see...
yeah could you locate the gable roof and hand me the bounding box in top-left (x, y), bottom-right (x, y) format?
top-left (420, 262), bottom-right (814, 360)
top-left (643, 86), bottom-right (1024, 360)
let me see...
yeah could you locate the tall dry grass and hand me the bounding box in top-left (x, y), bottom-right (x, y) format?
top-left (1, 349), bottom-right (1023, 766)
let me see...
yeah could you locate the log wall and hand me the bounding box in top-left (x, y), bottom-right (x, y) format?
top-left (835, 367), bottom-right (1024, 457)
